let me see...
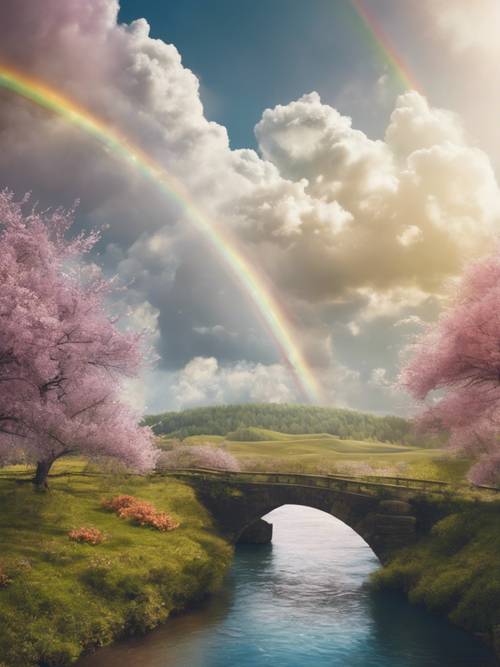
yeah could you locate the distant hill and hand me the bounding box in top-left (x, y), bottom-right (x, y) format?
top-left (144, 403), bottom-right (438, 447)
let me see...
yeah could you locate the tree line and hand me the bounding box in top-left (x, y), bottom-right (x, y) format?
top-left (145, 403), bottom-right (439, 446)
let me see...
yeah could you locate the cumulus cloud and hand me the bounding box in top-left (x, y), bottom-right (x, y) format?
top-left (247, 91), bottom-right (500, 307)
top-left (172, 357), bottom-right (297, 407)
top-left (0, 0), bottom-right (499, 412)
top-left (385, 92), bottom-right (465, 157)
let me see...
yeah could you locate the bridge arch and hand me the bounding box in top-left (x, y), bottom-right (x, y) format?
top-left (170, 469), bottom-right (423, 563)
top-left (260, 503), bottom-right (378, 554)
top-left (234, 493), bottom-right (376, 552)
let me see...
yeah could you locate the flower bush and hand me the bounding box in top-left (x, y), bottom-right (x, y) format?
top-left (158, 443), bottom-right (240, 472)
top-left (68, 527), bottom-right (105, 545)
top-left (102, 495), bottom-right (179, 532)
top-left (101, 495), bottom-right (137, 513)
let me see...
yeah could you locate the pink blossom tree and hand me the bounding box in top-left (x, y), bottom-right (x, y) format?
top-left (401, 253), bottom-right (500, 485)
top-left (158, 442), bottom-right (241, 472)
top-left (0, 191), bottom-right (157, 487)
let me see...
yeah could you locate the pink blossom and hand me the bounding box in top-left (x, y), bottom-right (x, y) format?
top-left (158, 442), bottom-right (240, 472)
top-left (0, 191), bottom-right (157, 484)
top-left (401, 253), bottom-right (500, 485)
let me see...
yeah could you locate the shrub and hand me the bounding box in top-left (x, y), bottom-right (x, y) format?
top-left (371, 557), bottom-right (422, 593)
top-left (118, 501), bottom-right (179, 531)
top-left (157, 443), bottom-right (240, 472)
top-left (431, 513), bottom-right (476, 555)
top-left (125, 588), bottom-right (170, 634)
top-left (101, 494), bottom-right (137, 513)
top-left (450, 576), bottom-right (500, 631)
top-left (102, 495), bottom-right (179, 532)
top-left (68, 527), bottom-right (105, 545)
top-left (409, 566), bottom-right (473, 612)
top-left (373, 503), bottom-right (500, 639)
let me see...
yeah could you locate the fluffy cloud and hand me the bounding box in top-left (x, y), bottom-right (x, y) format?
top-left (244, 91), bottom-right (500, 309)
top-left (0, 0), bottom-right (499, 413)
top-left (172, 357), bottom-right (297, 407)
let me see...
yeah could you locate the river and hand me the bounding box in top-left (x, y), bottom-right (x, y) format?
top-left (78, 505), bottom-right (497, 667)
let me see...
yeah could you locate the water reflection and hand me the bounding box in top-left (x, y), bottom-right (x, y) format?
top-left (78, 505), bottom-right (497, 667)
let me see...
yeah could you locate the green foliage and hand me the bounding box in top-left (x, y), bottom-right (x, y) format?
top-left (372, 502), bottom-right (500, 636)
top-left (146, 403), bottom-right (440, 446)
top-left (430, 513), bottom-right (476, 555)
top-left (0, 470), bottom-right (232, 667)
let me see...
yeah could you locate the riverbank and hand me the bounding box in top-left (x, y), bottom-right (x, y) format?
top-left (0, 467), bottom-right (232, 667)
top-left (1, 465), bottom-right (498, 666)
top-left (372, 496), bottom-right (500, 659)
top-left (76, 504), bottom-right (497, 667)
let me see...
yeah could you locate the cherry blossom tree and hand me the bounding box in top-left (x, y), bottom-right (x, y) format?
top-left (0, 191), bottom-right (157, 487)
top-left (401, 253), bottom-right (500, 485)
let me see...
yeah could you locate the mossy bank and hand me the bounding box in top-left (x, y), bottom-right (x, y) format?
top-left (0, 467), bottom-right (232, 667)
top-left (372, 497), bottom-right (500, 659)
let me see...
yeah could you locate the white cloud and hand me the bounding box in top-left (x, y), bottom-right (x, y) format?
top-left (369, 367), bottom-right (391, 388)
top-left (397, 225), bottom-right (423, 247)
top-left (192, 324), bottom-right (237, 338)
top-left (1, 1), bottom-right (499, 411)
top-left (394, 315), bottom-right (424, 328)
top-left (243, 90), bottom-right (500, 315)
top-left (347, 321), bottom-right (360, 336)
top-left (385, 91), bottom-right (465, 158)
top-left (355, 287), bottom-right (430, 322)
top-left (172, 357), bottom-right (297, 407)
top-left (423, 0), bottom-right (500, 58)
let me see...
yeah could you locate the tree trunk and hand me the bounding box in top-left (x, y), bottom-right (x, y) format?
top-left (33, 458), bottom-right (54, 490)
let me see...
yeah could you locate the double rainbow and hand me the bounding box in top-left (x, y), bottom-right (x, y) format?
top-left (0, 64), bottom-right (324, 404)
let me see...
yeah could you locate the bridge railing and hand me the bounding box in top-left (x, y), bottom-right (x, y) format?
top-left (160, 467), bottom-right (459, 494)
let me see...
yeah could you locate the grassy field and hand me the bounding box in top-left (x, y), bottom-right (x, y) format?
top-left (0, 441), bottom-right (493, 666)
top-left (170, 429), bottom-right (469, 483)
top-left (0, 461), bottom-right (232, 667)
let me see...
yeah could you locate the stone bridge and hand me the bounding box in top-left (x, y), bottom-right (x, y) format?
top-left (166, 468), bottom-right (454, 563)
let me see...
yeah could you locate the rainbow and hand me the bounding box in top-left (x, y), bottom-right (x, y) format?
top-left (351, 0), bottom-right (422, 94)
top-left (0, 64), bottom-right (324, 404)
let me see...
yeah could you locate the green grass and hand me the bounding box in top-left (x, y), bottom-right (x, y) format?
top-left (0, 462), bottom-right (232, 667)
top-left (172, 429), bottom-right (469, 483)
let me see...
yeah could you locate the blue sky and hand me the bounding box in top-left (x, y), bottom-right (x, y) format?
top-left (1, 0), bottom-right (499, 412)
top-left (118, 0), bottom-right (402, 149)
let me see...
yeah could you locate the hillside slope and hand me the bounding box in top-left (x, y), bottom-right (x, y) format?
top-left (146, 403), bottom-right (437, 446)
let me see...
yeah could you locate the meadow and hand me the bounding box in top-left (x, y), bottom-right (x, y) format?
top-left (0, 462), bottom-right (231, 667)
top-left (162, 429), bottom-right (470, 483)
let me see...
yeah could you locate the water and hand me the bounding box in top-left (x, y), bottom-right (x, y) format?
top-left (78, 505), bottom-right (497, 667)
